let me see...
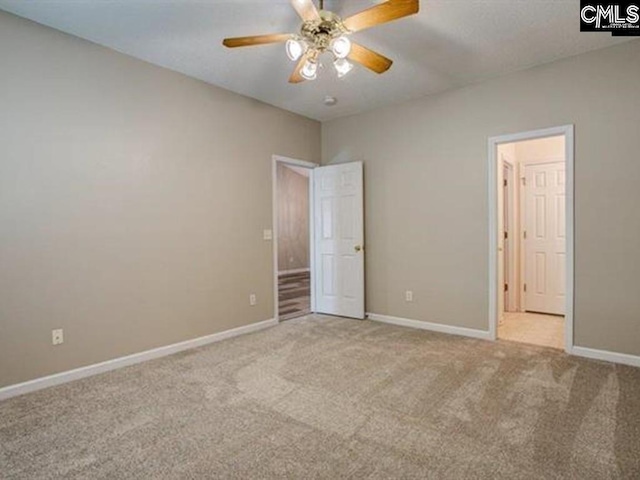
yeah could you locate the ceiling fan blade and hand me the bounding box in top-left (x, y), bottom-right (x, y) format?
top-left (290, 0), bottom-right (321, 22)
top-left (348, 43), bottom-right (393, 74)
top-left (289, 53), bottom-right (311, 83)
top-left (222, 33), bottom-right (292, 48)
top-left (343, 0), bottom-right (419, 33)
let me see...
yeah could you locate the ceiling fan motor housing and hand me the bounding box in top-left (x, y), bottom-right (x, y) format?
top-left (300, 11), bottom-right (349, 53)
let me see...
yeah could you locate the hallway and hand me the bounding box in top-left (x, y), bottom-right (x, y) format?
top-left (499, 312), bottom-right (564, 350)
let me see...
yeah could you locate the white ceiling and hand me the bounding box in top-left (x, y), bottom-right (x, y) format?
top-left (0, 0), bottom-right (635, 121)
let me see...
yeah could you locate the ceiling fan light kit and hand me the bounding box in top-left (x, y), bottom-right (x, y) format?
top-left (222, 0), bottom-right (419, 84)
top-left (334, 58), bottom-right (354, 78)
top-left (285, 37), bottom-right (307, 61)
top-left (330, 36), bottom-right (352, 59)
top-left (301, 58), bottom-right (319, 80)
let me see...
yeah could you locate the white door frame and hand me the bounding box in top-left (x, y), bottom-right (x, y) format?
top-left (272, 155), bottom-right (318, 322)
top-left (488, 125), bottom-right (574, 352)
top-left (502, 159), bottom-right (517, 312)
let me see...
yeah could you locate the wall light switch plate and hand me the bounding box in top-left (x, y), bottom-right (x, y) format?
top-left (263, 229), bottom-right (273, 241)
top-left (405, 291), bottom-right (413, 302)
top-left (249, 294), bottom-right (257, 306)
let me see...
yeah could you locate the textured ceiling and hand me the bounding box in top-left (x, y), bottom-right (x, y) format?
top-left (0, 0), bottom-right (635, 121)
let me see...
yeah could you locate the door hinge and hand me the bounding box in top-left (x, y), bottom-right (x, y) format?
top-left (504, 283), bottom-right (509, 292)
top-left (504, 231), bottom-right (508, 240)
top-left (523, 230), bottom-right (527, 239)
top-left (503, 179), bottom-right (507, 187)
top-left (521, 177), bottom-right (526, 186)
top-left (523, 283), bottom-right (527, 293)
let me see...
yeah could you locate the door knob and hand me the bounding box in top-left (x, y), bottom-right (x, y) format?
top-left (354, 245), bottom-right (363, 252)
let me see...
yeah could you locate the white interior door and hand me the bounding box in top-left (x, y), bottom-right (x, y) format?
top-left (523, 162), bottom-right (566, 315)
top-left (313, 162), bottom-right (364, 319)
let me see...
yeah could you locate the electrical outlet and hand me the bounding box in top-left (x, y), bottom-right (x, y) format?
top-left (263, 229), bottom-right (273, 241)
top-left (249, 293), bottom-right (257, 306)
top-left (52, 328), bottom-right (64, 346)
top-left (405, 290), bottom-right (413, 302)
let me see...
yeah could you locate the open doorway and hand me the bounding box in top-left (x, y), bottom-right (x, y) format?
top-left (273, 158), bottom-right (315, 321)
top-left (489, 126), bottom-right (574, 351)
top-left (272, 156), bottom-right (366, 322)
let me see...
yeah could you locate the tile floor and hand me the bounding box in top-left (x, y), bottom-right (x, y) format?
top-left (498, 311), bottom-right (564, 350)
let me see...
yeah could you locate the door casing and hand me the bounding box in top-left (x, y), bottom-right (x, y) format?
top-left (503, 160), bottom-right (517, 312)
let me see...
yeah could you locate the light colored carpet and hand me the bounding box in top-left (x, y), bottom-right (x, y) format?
top-left (1, 315), bottom-right (639, 479)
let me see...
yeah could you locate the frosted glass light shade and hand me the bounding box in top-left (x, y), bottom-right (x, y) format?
top-left (334, 58), bottom-right (353, 78)
top-left (285, 38), bottom-right (305, 61)
top-left (330, 36), bottom-right (351, 59)
top-left (300, 59), bottom-right (318, 80)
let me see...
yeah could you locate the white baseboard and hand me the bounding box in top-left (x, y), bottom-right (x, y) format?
top-left (0, 318), bottom-right (278, 401)
top-left (367, 313), bottom-right (492, 341)
top-left (278, 268), bottom-right (310, 275)
top-left (570, 346), bottom-right (640, 368)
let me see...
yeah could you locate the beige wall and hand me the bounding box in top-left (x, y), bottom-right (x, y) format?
top-left (277, 164), bottom-right (309, 272)
top-left (0, 12), bottom-right (320, 388)
top-left (323, 40), bottom-right (640, 356)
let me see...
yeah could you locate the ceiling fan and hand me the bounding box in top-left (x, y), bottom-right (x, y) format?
top-left (222, 0), bottom-right (419, 83)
